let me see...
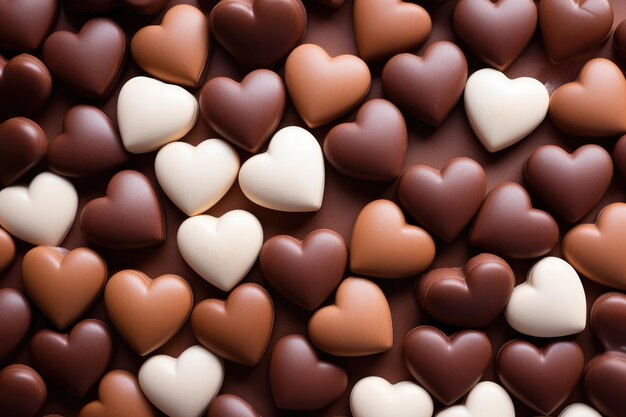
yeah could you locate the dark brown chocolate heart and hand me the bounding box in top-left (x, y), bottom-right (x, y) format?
top-left (207, 394), bottom-right (261, 417)
top-left (47, 105), bottom-right (129, 178)
top-left (323, 99), bottom-right (407, 181)
top-left (0, 364), bottom-right (46, 417)
top-left (497, 340), bottom-right (584, 415)
top-left (585, 352), bottom-right (626, 417)
top-left (0, 54), bottom-right (52, 121)
top-left (0, 0), bottom-right (58, 51)
top-left (398, 157), bottom-right (486, 242)
top-left (0, 117), bottom-right (47, 186)
top-left (0, 288), bottom-right (32, 360)
top-left (591, 292), bottom-right (626, 353)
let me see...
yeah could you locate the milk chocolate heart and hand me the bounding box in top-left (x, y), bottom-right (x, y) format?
top-left (42, 18), bottom-right (126, 100)
top-left (80, 170), bottom-right (165, 249)
top-left (591, 293), bottom-right (626, 353)
top-left (259, 229), bottom-right (347, 310)
top-left (104, 269), bottom-right (193, 356)
top-left (350, 199), bottom-right (435, 278)
top-left (200, 69), bottom-right (286, 153)
top-left (47, 105), bottom-right (129, 178)
top-left (381, 41), bottom-right (467, 126)
top-left (398, 157), bottom-right (486, 242)
top-left (549, 58), bottom-right (626, 137)
top-left (191, 283), bottom-right (274, 366)
top-left (0, 227), bottom-right (15, 272)
top-left (417, 253), bottom-right (514, 327)
top-left (285, 44), bottom-right (371, 128)
top-left (269, 334), bottom-right (348, 410)
top-left (0, 117), bottom-right (47, 186)
top-left (0, 288), bottom-right (31, 360)
top-left (0, 54), bottom-right (52, 121)
top-left (210, 0), bottom-right (307, 68)
top-left (323, 99), bottom-right (407, 181)
top-left (525, 145), bottom-right (613, 223)
top-left (131, 4), bottom-right (209, 88)
top-left (453, 0), bottom-right (537, 70)
top-left (208, 395), bottom-right (260, 417)
top-left (0, 364), bottom-right (46, 417)
top-left (22, 246), bottom-right (107, 329)
top-left (497, 340), bottom-right (585, 415)
top-left (0, 0), bottom-right (57, 51)
top-left (585, 352), bottom-right (626, 417)
top-left (353, 0), bottom-right (431, 62)
top-left (29, 319), bottom-right (114, 397)
top-left (403, 326), bottom-right (492, 405)
top-left (469, 182), bottom-right (559, 259)
top-left (308, 277), bottom-right (393, 356)
top-left (539, 0), bottom-right (613, 62)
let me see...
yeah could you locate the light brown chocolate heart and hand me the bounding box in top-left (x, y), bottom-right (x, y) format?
top-left (22, 246), bottom-right (107, 329)
top-left (104, 269), bottom-right (193, 356)
top-left (0, 227), bottom-right (15, 272)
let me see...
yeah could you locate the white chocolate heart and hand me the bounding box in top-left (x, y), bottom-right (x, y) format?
top-left (436, 381), bottom-right (515, 417)
top-left (558, 403), bottom-right (602, 417)
top-left (155, 139), bottom-right (239, 216)
top-left (177, 210), bottom-right (263, 291)
top-left (117, 76), bottom-right (199, 154)
top-left (138, 345), bottom-right (223, 417)
top-left (0, 172), bottom-right (78, 246)
top-left (350, 376), bottom-right (434, 417)
top-left (505, 256), bottom-right (586, 337)
top-left (464, 69), bottom-right (549, 152)
top-left (238, 126), bottom-right (325, 212)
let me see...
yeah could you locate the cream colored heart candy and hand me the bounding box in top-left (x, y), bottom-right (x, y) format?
top-left (155, 139), bottom-right (239, 216)
top-left (534, 403), bottom-right (602, 417)
top-left (177, 210), bottom-right (263, 291)
top-left (435, 381), bottom-right (515, 417)
top-left (0, 172), bottom-right (78, 246)
top-left (351, 376), bottom-right (434, 417)
top-left (117, 76), bottom-right (199, 154)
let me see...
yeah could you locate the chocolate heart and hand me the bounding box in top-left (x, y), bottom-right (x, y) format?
top-left (22, 246), bottom-right (107, 329)
top-left (47, 105), bottom-right (129, 178)
top-left (353, 0), bottom-right (431, 62)
top-left (452, 0), bottom-right (537, 70)
top-left (323, 99), bottom-right (407, 181)
top-left (497, 340), bottom-right (584, 415)
top-left (191, 283), bottom-right (274, 366)
top-left (0, 288), bottom-right (32, 360)
top-left (210, 0), bottom-right (307, 68)
top-left (585, 352), bottom-right (626, 417)
top-left (591, 292), bottom-right (626, 353)
top-left (0, 117), bottom-right (47, 186)
top-left (0, 0), bottom-right (57, 51)
top-left (79, 170), bottom-right (165, 249)
top-left (403, 326), bottom-right (492, 405)
top-left (131, 4), bottom-right (209, 88)
top-left (539, 0), bottom-right (613, 62)
top-left (0, 54), bottom-right (52, 121)
top-left (615, 19), bottom-right (626, 58)
top-left (398, 157), bottom-right (486, 242)
top-left (29, 319), bottom-right (114, 397)
top-left (42, 18), bottom-right (126, 100)
top-left (0, 364), bottom-right (46, 417)
top-left (382, 41), bottom-right (468, 126)
top-left (350, 199), bottom-right (435, 278)
top-left (269, 334), bottom-right (348, 410)
top-left (0, 227), bottom-right (15, 272)
top-left (207, 394), bottom-right (260, 417)
top-left (200, 69), bottom-right (286, 153)
top-left (104, 269), bottom-right (193, 356)
top-left (469, 182), bottom-right (559, 259)
top-left (416, 253), bottom-right (514, 327)
top-left (259, 229), bottom-right (347, 311)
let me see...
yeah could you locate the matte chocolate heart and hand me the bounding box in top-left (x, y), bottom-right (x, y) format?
top-left (29, 319), bottom-right (114, 397)
top-left (200, 69), bottom-right (286, 153)
top-left (104, 269), bottom-right (193, 356)
top-left (382, 41), bottom-right (467, 126)
top-left (497, 340), bottom-right (584, 415)
top-left (403, 326), bottom-right (491, 405)
top-left (591, 292), bottom-right (626, 353)
top-left (398, 157), bottom-right (486, 242)
top-left (452, 0), bottom-right (537, 70)
top-left (0, 364), bottom-right (46, 417)
top-left (0, 0), bottom-right (57, 51)
top-left (22, 246), bottom-right (107, 329)
top-left (0, 54), bottom-right (52, 121)
top-left (469, 182), bottom-right (559, 259)
top-left (417, 253), bottom-right (514, 327)
top-left (0, 227), bottom-right (15, 272)
top-left (42, 18), bottom-right (126, 100)
top-left (585, 352), bottom-right (626, 417)
top-left (539, 0), bottom-right (613, 62)
top-left (259, 229), bottom-right (347, 311)
top-left (615, 19), bottom-right (626, 58)
top-left (210, 0), bottom-right (307, 68)
top-left (269, 334), bottom-right (348, 410)
top-left (47, 105), bottom-right (129, 178)
top-left (131, 4), bottom-right (209, 88)
top-left (207, 394), bottom-right (261, 417)
top-left (323, 99), bottom-right (407, 181)
top-left (0, 288), bottom-right (32, 360)
top-left (79, 170), bottom-right (165, 249)
top-left (0, 117), bottom-right (47, 186)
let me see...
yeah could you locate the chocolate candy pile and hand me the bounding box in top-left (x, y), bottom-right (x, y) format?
top-left (1, 0), bottom-right (626, 417)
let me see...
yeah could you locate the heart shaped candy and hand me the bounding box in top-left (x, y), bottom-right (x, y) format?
top-left (0, 0), bottom-right (58, 51)
top-left (0, 54), bottom-right (52, 121)
top-left (558, 403), bottom-right (602, 417)
top-left (350, 376), bottom-right (433, 417)
top-left (591, 292), bottom-right (626, 353)
top-left (0, 117), bottom-right (47, 186)
top-left (207, 395), bottom-right (260, 417)
top-left (0, 288), bottom-right (32, 360)
top-left (0, 364), bottom-right (46, 417)
top-left (435, 381), bottom-right (515, 417)
top-left (585, 352), bottom-right (626, 417)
